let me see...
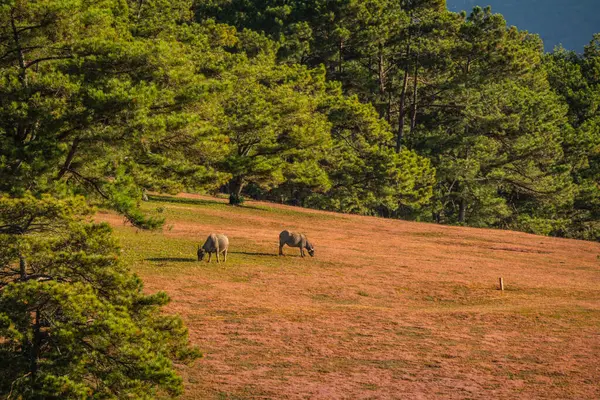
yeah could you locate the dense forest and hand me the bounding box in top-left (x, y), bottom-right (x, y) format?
top-left (194, 0), bottom-right (600, 240)
top-left (0, 0), bottom-right (598, 397)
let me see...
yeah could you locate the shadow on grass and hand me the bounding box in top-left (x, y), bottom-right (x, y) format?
top-left (146, 257), bottom-right (198, 263)
top-left (148, 194), bottom-right (223, 207)
top-left (231, 251), bottom-right (314, 258)
top-left (148, 194), bottom-right (340, 222)
top-left (149, 194), bottom-right (271, 212)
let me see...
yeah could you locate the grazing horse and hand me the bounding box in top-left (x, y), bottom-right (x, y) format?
top-left (279, 230), bottom-right (314, 257)
top-left (198, 233), bottom-right (229, 263)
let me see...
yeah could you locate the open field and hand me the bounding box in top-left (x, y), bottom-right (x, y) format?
top-left (97, 194), bottom-right (600, 399)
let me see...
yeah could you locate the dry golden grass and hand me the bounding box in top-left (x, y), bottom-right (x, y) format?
top-left (97, 194), bottom-right (600, 399)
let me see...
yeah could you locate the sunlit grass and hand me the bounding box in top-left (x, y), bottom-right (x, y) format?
top-left (98, 193), bottom-right (600, 400)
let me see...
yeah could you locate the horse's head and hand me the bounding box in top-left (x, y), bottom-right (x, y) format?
top-left (306, 242), bottom-right (315, 257)
top-left (197, 246), bottom-right (206, 261)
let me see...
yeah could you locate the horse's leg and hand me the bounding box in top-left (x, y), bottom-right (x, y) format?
top-left (207, 253), bottom-right (212, 263)
top-left (279, 243), bottom-right (284, 256)
top-left (224, 249), bottom-right (227, 263)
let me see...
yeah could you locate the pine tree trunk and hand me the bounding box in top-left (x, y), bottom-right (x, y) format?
top-left (396, 43), bottom-right (411, 153)
top-left (10, 9), bottom-right (28, 87)
top-left (396, 69), bottom-right (409, 152)
top-left (458, 198), bottom-right (467, 223)
top-left (338, 39), bottom-right (344, 76)
top-left (19, 254), bottom-right (27, 279)
top-left (10, 7), bottom-right (30, 162)
top-left (410, 50), bottom-right (419, 134)
top-left (57, 137), bottom-right (81, 179)
top-left (378, 45), bottom-right (386, 96)
top-left (30, 309), bottom-right (40, 387)
top-left (387, 91), bottom-right (392, 124)
top-left (228, 176), bottom-right (244, 205)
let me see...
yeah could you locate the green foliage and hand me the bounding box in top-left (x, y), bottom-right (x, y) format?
top-left (0, 0), bottom-right (222, 228)
top-left (198, 1), bottom-right (598, 239)
top-left (1, 0), bottom-right (434, 215)
top-left (0, 194), bottom-right (199, 398)
top-left (185, 25), bottom-right (436, 211)
top-left (0, 1), bottom-right (206, 397)
top-left (544, 36), bottom-right (600, 240)
top-left (216, 58), bottom-right (332, 201)
top-left (309, 95), bottom-right (435, 214)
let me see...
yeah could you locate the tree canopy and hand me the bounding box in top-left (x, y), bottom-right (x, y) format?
top-left (198, 1), bottom-right (599, 239)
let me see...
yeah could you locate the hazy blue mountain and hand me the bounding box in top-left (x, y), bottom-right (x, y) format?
top-left (447, 0), bottom-right (599, 52)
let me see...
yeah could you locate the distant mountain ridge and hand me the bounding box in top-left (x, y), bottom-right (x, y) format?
top-left (447, 0), bottom-right (599, 52)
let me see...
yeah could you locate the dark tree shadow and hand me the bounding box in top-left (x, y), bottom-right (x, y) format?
top-left (148, 195), bottom-right (223, 207)
top-left (145, 257), bottom-right (198, 262)
top-left (148, 194), bottom-right (272, 212)
top-left (235, 204), bottom-right (271, 211)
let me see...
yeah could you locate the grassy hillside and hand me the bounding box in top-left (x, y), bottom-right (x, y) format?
top-left (97, 194), bottom-right (600, 399)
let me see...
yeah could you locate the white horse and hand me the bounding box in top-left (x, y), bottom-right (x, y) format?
top-left (198, 233), bottom-right (229, 263)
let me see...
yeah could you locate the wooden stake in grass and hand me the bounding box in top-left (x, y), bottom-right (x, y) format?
top-left (498, 277), bottom-right (504, 291)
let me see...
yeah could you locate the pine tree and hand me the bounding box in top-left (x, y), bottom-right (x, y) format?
top-left (0, 0), bottom-right (221, 227)
top-left (1, 1), bottom-right (202, 397)
top-left (544, 37), bottom-right (600, 239)
top-left (215, 53), bottom-right (332, 204)
top-left (409, 7), bottom-right (575, 229)
top-left (0, 194), bottom-right (199, 398)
